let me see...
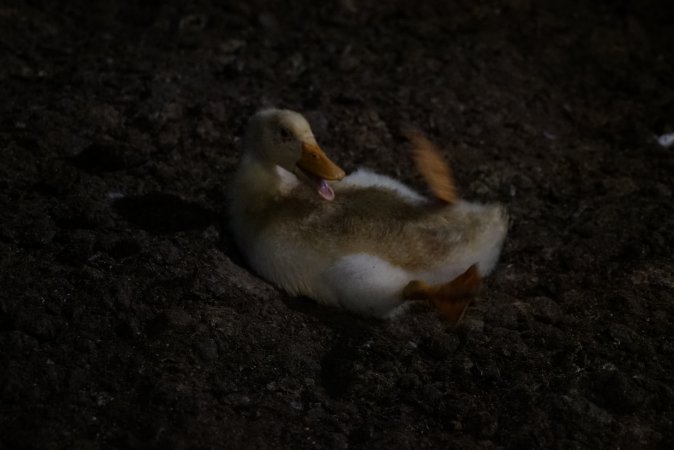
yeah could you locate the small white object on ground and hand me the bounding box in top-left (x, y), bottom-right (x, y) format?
top-left (656, 133), bottom-right (674, 148)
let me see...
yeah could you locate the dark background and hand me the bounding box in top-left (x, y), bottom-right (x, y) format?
top-left (1, 0), bottom-right (673, 448)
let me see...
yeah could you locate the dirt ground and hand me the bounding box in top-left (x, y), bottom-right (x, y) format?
top-left (1, 0), bottom-right (673, 448)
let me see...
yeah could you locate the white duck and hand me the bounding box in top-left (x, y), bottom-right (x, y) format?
top-left (228, 108), bottom-right (508, 323)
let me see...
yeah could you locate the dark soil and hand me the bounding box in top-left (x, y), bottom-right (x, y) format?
top-left (2, 1), bottom-right (674, 448)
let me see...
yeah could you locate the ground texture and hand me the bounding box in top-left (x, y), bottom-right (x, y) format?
top-left (1, 1), bottom-right (674, 448)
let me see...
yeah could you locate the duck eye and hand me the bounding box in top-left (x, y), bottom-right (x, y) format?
top-left (279, 128), bottom-right (291, 140)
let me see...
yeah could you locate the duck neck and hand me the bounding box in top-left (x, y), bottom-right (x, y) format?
top-left (235, 155), bottom-right (305, 211)
top-left (234, 155), bottom-right (282, 203)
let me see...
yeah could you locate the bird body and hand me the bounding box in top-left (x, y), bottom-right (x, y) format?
top-left (229, 109), bottom-right (507, 322)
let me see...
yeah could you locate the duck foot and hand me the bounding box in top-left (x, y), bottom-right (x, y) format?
top-left (402, 264), bottom-right (483, 325)
top-left (406, 129), bottom-right (458, 205)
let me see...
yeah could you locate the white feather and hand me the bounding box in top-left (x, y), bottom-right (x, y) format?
top-left (338, 168), bottom-right (426, 204)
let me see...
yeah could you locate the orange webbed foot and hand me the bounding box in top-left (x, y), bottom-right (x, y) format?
top-left (403, 264), bottom-right (483, 325)
top-left (406, 129), bottom-right (458, 205)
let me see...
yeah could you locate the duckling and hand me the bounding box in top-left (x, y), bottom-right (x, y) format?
top-left (228, 108), bottom-right (508, 323)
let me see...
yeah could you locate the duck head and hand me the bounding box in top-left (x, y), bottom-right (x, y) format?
top-left (244, 109), bottom-right (346, 201)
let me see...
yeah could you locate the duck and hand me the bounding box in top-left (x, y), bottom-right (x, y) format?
top-left (228, 108), bottom-right (508, 324)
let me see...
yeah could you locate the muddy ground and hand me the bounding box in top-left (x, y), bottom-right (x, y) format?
top-left (1, 0), bottom-right (673, 448)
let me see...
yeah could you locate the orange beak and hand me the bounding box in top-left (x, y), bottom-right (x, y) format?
top-left (297, 142), bottom-right (346, 181)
